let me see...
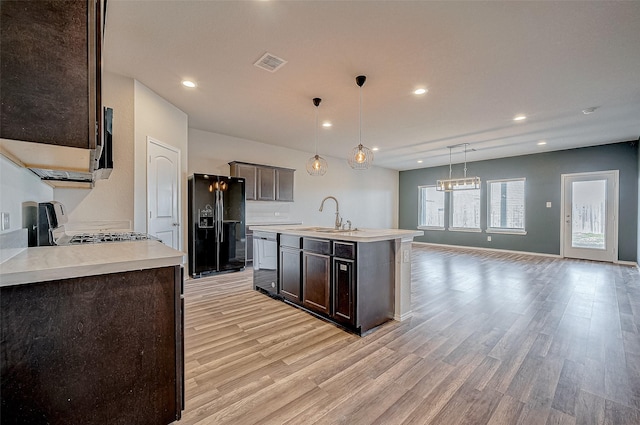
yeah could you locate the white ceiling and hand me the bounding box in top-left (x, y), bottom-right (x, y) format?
top-left (104, 0), bottom-right (640, 171)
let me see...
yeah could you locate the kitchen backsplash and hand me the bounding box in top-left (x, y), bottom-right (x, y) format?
top-left (246, 201), bottom-right (298, 225)
top-left (0, 228), bottom-right (27, 263)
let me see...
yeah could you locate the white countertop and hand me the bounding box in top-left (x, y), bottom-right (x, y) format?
top-left (0, 241), bottom-right (184, 287)
top-left (249, 224), bottom-right (423, 243)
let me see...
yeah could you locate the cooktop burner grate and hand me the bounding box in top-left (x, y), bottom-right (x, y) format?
top-left (67, 232), bottom-right (158, 244)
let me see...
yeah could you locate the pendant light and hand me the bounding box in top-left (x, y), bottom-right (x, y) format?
top-left (348, 75), bottom-right (374, 170)
top-left (306, 97), bottom-right (328, 176)
top-left (436, 143), bottom-right (481, 191)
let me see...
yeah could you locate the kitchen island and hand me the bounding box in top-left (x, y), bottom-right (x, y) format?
top-left (0, 241), bottom-right (184, 425)
top-left (250, 225), bottom-right (423, 334)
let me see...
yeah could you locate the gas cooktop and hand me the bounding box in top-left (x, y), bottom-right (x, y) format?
top-left (66, 232), bottom-right (159, 244)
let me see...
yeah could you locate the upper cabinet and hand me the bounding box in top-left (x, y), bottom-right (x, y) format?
top-left (229, 162), bottom-right (295, 202)
top-left (0, 0), bottom-right (103, 172)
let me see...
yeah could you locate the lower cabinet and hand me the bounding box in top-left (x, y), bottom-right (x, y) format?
top-left (302, 251), bottom-right (331, 315)
top-left (280, 246), bottom-right (301, 302)
top-left (269, 234), bottom-right (394, 335)
top-left (0, 266), bottom-right (184, 425)
top-left (332, 257), bottom-right (355, 326)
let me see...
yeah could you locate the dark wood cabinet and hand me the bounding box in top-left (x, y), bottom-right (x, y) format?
top-left (275, 169), bottom-right (295, 202)
top-left (257, 167), bottom-right (276, 201)
top-left (0, 266), bottom-right (184, 425)
top-left (302, 251), bottom-right (331, 315)
top-left (0, 0), bottom-right (103, 149)
top-left (229, 162), bottom-right (295, 202)
top-left (229, 163), bottom-right (257, 200)
top-left (332, 257), bottom-right (355, 326)
top-left (280, 246), bottom-right (301, 302)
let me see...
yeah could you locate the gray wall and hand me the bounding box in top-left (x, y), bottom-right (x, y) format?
top-left (638, 142), bottom-right (640, 265)
top-left (399, 142), bottom-right (638, 262)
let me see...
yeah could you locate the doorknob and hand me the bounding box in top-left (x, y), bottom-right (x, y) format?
top-left (172, 222), bottom-right (179, 227)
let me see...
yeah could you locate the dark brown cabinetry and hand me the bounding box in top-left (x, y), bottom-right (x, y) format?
top-left (229, 161), bottom-right (295, 202)
top-left (332, 243), bottom-right (356, 326)
top-left (230, 163), bottom-right (257, 200)
top-left (268, 235), bottom-right (393, 335)
top-left (0, 0), bottom-right (103, 149)
top-left (303, 251), bottom-right (331, 315)
top-left (279, 235), bottom-right (302, 303)
top-left (257, 167), bottom-right (276, 201)
top-left (0, 266), bottom-right (184, 425)
top-left (276, 169), bottom-right (295, 201)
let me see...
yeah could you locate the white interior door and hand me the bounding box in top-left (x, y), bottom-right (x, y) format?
top-left (147, 138), bottom-right (180, 250)
top-left (561, 171), bottom-right (618, 262)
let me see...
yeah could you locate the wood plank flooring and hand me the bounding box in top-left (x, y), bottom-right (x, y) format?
top-left (179, 245), bottom-right (640, 424)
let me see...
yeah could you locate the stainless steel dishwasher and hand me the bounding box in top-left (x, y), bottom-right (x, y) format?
top-left (252, 231), bottom-right (279, 297)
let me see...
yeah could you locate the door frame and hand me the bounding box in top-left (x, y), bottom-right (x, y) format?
top-left (560, 170), bottom-right (619, 262)
top-left (146, 136), bottom-right (182, 251)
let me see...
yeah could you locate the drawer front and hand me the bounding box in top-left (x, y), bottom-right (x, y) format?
top-left (303, 238), bottom-right (331, 255)
top-left (334, 242), bottom-right (355, 260)
top-left (279, 234), bottom-right (301, 248)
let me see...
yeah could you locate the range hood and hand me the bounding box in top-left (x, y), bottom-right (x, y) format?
top-left (0, 108), bottom-right (113, 189)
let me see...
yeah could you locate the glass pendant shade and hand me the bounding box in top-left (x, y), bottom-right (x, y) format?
top-left (307, 97), bottom-right (328, 176)
top-left (349, 75), bottom-right (373, 170)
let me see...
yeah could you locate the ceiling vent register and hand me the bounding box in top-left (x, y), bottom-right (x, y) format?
top-left (254, 52), bottom-right (288, 73)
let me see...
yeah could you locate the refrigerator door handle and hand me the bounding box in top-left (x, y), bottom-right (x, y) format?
top-left (219, 193), bottom-right (224, 243)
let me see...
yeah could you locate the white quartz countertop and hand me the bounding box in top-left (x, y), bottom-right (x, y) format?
top-left (0, 241), bottom-right (184, 287)
top-left (249, 224), bottom-right (423, 243)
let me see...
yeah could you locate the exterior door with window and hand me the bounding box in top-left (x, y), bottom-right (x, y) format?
top-left (562, 171), bottom-right (618, 262)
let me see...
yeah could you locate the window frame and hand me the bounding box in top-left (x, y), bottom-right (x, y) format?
top-left (448, 188), bottom-right (482, 232)
top-left (417, 185), bottom-right (445, 230)
top-left (486, 177), bottom-right (527, 235)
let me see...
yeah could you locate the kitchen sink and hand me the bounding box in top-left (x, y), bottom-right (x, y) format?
top-left (292, 227), bottom-right (358, 233)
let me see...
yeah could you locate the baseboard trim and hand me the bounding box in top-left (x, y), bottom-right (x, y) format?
top-left (615, 260), bottom-right (639, 267)
top-left (412, 241), bottom-right (562, 259)
top-left (394, 311), bottom-right (413, 322)
top-left (413, 242), bottom-right (639, 267)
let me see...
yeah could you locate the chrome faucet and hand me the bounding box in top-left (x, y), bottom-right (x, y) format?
top-left (319, 196), bottom-right (342, 229)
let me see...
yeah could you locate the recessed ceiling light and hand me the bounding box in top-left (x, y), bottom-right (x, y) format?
top-left (417, 160), bottom-right (423, 163)
top-left (322, 122), bottom-right (332, 128)
top-left (537, 141), bottom-right (547, 146)
top-left (513, 115), bottom-right (527, 121)
top-left (582, 107), bottom-right (598, 115)
top-left (372, 147), bottom-right (379, 151)
top-left (182, 80), bottom-right (196, 88)
top-left (414, 88), bottom-right (427, 95)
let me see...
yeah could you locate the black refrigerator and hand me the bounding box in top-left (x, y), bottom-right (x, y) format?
top-left (188, 174), bottom-right (246, 277)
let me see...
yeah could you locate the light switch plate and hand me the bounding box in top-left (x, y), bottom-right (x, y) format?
top-left (1, 212), bottom-right (9, 231)
top-left (546, 202), bottom-right (552, 208)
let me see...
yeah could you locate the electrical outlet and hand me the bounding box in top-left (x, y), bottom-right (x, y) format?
top-left (1, 212), bottom-right (9, 231)
top-left (403, 250), bottom-right (410, 263)
top-left (487, 235), bottom-right (492, 242)
top-left (546, 202), bottom-right (552, 208)
top-left (274, 212), bottom-right (280, 216)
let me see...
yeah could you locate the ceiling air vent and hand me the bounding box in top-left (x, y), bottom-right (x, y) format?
top-left (254, 52), bottom-right (287, 73)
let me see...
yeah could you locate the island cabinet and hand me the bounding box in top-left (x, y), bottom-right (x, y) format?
top-left (0, 0), bottom-right (104, 149)
top-left (0, 266), bottom-right (184, 425)
top-left (275, 235), bottom-right (395, 335)
top-left (302, 238), bottom-right (332, 315)
top-left (279, 235), bottom-right (302, 303)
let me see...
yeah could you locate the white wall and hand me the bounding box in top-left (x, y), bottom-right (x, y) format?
top-left (133, 81), bottom-right (188, 250)
top-left (54, 71), bottom-right (135, 227)
top-left (188, 128), bottom-right (399, 229)
top-left (0, 155), bottom-right (54, 234)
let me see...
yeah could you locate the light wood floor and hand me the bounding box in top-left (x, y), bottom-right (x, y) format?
top-left (179, 245), bottom-right (640, 425)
